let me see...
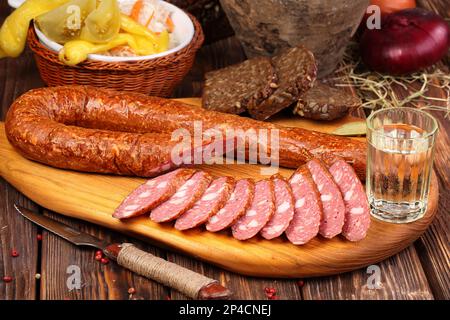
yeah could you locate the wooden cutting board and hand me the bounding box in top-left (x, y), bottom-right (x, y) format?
top-left (0, 100), bottom-right (438, 278)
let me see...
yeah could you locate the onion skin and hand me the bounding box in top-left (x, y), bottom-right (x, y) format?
top-left (360, 8), bottom-right (450, 75)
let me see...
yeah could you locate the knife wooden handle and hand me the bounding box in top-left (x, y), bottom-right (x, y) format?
top-left (104, 243), bottom-right (231, 300)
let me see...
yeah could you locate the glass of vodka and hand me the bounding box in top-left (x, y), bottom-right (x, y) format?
top-left (366, 108), bottom-right (438, 223)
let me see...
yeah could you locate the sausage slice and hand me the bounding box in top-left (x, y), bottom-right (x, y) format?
top-left (285, 166), bottom-right (322, 245)
top-left (150, 171), bottom-right (212, 223)
top-left (232, 179), bottom-right (275, 240)
top-left (206, 179), bottom-right (255, 232)
top-left (113, 168), bottom-right (196, 219)
top-left (306, 159), bottom-right (346, 238)
top-left (328, 159), bottom-right (371, 241)
top-left (175, 176), bottom-right (235, 230)
top-left (260, 175), bottom-right (295, 240)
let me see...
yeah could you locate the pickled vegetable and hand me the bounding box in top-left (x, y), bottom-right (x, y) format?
top-left (59, 30), bottom-right (169, 65)
top-left (124, 30), bottom-right (169, 54)
top-left (120, 13), bottom-right (169, 52)
top-left (80, 0), bottom-right (121, 43)
top-left (120, 14), bottom-right (159, 40)
top-left (152, 29), bottom-right (169, 53)
top-left (0, 0), bottom-right (69, 57)
top-left (59, 36), bottom-right (127, 65)
top-left (35, 0), bottom-right (96, 44)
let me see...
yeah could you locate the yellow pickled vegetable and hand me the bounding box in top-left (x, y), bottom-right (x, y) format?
top-left (35, 0), bottom-right (96, 44)
top-left (120, 14), bottom-right (170, 52)
top-left (0, 47), bottom-right (6, 59)
top-left (153, 29), bottom-right (169, 53)
top-left (0, 0), bottom-right (69, 58)
top-left (128, 30), bottom-right (169, 55)
top-left (59, 36), bottom-right (128, 66)
top-left (80, 0), bottom-right (121, 43)
top-left (120, 14), bottom-right (159, 41)
top-left (59, 30), bottom-right (169, 65)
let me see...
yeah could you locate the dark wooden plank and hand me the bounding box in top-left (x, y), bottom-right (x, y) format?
top-left (0, 180), bottom-right (40, 300)
top-left (302, 246), bottom-right (434, 300)
top-left (412, 80), bottom-right (450, 299)
top-left (0, 1), bottom-right (41, 300)
top-left (40, 210), bottom-right (170, 300)
top-left (166, 253), bottom-right (302, 300)
top-left (415, 191), bottom-right (450, 300)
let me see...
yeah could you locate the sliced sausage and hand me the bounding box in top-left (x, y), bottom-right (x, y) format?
top-left (175, 176), bottom-right (235, 230)
top-left (150, 171), bottom-right (212, 223)
top-left (306, 159), bottom-right (346, 238)
top-left (285, 166), bottom-right (322, 245)
top-left (113, 168), bottom-right (196, 219)
top-left (260, 175), bottom-right (295, 240)
top-left (328, 159), bottom-right (371, 241)
top-left (231, 179), bottom-right (275, 240)
top-left (206, 179), bottom-right (255, 232)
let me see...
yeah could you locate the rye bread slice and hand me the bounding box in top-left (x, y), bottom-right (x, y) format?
top-left (293, 82), bottom-right (362, 121)
top-left (247, 45), bottom-right (317, 120)
top-left (202, 57), bottom-right (277, 114)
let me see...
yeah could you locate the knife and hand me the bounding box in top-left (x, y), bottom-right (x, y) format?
top-left (14, 204), bottom-right (231, 300)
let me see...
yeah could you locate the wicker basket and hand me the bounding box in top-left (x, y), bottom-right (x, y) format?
top-left (27, 14), bottom-right (204, 97)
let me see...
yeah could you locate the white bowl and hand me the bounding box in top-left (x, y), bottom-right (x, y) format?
top-left (33, 0), bottom-right (195, 62)
top-left (7, 0), bottom-right (25, 8)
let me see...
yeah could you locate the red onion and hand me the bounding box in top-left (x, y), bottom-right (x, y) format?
top-left (360, 8), bottom-right (449, 74)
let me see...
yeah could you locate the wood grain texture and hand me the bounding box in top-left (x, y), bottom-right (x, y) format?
top-left (0, 121), bottom-right (439, 278)
top-left (0, 180), bottom-right (39, 300)
top-left (40, 210), bottom-right (169, 300)
top-left (302, 246), bottom-right (434, 300)
top-left (0, 4), bottom-right (42, 298)
top-left (167, 253), bottom-right (303, 300)
top-left (412, 81), bottom-right (450, 300)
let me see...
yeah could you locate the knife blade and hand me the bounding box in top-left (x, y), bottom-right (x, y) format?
top-left (16, 204), bottom-right (110, 250)
top-left (14, 204), bottom-right (231, 300)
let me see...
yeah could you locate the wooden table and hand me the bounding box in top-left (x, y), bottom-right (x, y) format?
top-left (0, 0), bottom-right (448, 300)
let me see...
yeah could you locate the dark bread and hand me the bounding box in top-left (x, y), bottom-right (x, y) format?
top-left (202, 57), bottom-right (277, 114)
top-left (247, 45), bottom-right (317, 120)
top-left (294, 82), bottom-right (361, 121)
